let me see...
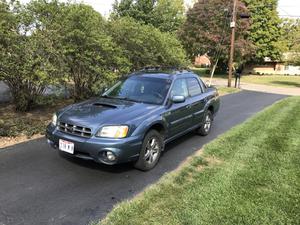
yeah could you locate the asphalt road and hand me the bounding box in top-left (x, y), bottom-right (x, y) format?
top-left (0, 91), bottom-right (287, 225)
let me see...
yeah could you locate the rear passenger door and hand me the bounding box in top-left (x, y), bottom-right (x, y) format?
top-left (186, 77), bottom-right (207, 125)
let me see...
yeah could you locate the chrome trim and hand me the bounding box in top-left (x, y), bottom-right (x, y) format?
top-left (58, 122), bottom-right (92, 138)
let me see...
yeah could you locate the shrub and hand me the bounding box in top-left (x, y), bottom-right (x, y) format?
top-left (0, 0), bottom-right (65, 111)
top-left (109, 17), bottom-right (188, 71)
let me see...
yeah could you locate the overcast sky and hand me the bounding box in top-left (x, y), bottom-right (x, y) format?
top-left (20, 0), bottom-right (300, 18)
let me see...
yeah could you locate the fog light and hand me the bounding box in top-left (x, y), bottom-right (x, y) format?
top-left (106, 151), bottom-right (116, 161)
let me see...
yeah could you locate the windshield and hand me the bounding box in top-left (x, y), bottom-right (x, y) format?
top-left (103, 76), bottom-right (171, 105)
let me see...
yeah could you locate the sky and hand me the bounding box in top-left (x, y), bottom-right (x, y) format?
top-left (20, 0), bottom-right (300, 18)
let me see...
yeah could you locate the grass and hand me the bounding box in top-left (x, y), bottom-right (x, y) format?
top-left (0, 97), bottom-right (72, 138)
top-left (217, 86), bottom-right (240, 96)
top-left (192, 68), bottom-right (300, 89)
top-left (99, 97), bottom-right (300, 225)
top-left (242, 75), bottom-right (300, 88)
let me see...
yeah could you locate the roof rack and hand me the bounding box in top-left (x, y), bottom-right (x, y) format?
top-left (139, 66), bottom-right (191, 74)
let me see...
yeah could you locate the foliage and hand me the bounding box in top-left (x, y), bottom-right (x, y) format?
top-left (244, 0), bottom-right (283, 61)
top-left (111, 0), bottom-right (185, 32)
top-left (280, 19), bottom-right (300, 65)
top-left (0, 0), bottom-right (187, 110)
top-left (0, 0), bottom-right (64, 111)
top-left (99, 97), bottom-right (300, 225)
top-left (60, 3), bottom-right (130, 101)
top-left (109, 17), bottom-right (188, 70)
top-left (179, 0), bottom-right (253, 66)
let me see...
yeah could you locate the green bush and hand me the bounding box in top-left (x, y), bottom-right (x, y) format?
top-left (0, 0), bottom-right (66, 112)
top-left (0, 1), bottom-right (189, 111)
top-left (61, 4), bottom-right (131, 101)
top-left (109, 17), bottom-right (189, 70)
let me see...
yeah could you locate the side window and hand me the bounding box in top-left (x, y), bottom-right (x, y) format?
top-left (187, 78), bottom-right (202, 96)
top-left (171, 79), bottom-right (188, 98)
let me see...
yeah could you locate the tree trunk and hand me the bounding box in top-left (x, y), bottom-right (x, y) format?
top-left (208, 58), bottom-right (219, 87)
top-left (12, 89), bottom-right (32, 112)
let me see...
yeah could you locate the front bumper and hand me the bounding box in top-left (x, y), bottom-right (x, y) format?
top-left (46, 124), bottom-right (143, 165)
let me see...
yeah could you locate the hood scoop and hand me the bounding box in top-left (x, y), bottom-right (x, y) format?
top-left (92, 102), bottom-right (117, 108)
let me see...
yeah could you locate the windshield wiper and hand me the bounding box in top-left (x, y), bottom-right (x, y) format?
top-left (101, 95), bottom-right (115, 99)
top-left (116, 97), bottom-right (142, 103)
top-left (102, 95), bottom-right (142, 103)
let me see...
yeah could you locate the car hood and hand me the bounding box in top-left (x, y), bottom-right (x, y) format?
top-left (58, 97), bottom-right (162, 132)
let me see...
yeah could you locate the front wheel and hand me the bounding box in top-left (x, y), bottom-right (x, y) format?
top-left (134, 130), bottom-right (163, 171)
top-left (196, 110), bottom-right (213, 136)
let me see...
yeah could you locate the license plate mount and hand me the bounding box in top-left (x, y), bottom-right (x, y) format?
top-left (59, 139), bottom-right (74, 154)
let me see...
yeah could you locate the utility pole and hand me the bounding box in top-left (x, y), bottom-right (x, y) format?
top-left (228, 0), bottom-right (238, 87)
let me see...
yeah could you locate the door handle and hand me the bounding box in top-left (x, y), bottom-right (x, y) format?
top-left (186, 105), bottom-right (192, 109)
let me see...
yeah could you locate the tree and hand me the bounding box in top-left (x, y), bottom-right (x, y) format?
top-left (279, 19), bottom-right (300, 65)
top-left (111, 0), bottom-right (185, 32)
top-left (61, 4), bottom-right (130, 101)
top-left (243, 0), bottom-right (282, 61)
top-left (109, 17), bottom-right (188, 70)
top-left (0, 0), bottom-right (64, 111)
top-left (179, 0), bottom-right (252, 74)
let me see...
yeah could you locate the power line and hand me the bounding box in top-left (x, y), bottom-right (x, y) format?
top-left (280, 15), bottom-right (300, 18)
top-left (279, 5), bottom-right (300, 7)
top-left (278, 6), bottom-right (300, 18)
top-left (278, 6), bottom-right (292, 17)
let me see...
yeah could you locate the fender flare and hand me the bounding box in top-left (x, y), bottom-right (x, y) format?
top-left (131, 116), bottom-right (168, 138)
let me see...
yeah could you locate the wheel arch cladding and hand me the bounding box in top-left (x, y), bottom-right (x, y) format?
top-left (208, 105), bottom-right (214, 114)
top-left (147, 123), bottom-right (166, 138)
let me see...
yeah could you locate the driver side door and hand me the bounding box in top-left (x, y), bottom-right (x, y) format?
top-left (164, 79), bottom-right (193, 138)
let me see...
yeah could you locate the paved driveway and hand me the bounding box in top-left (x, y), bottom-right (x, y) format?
top-left (0, 91), bottom-right (287, 225)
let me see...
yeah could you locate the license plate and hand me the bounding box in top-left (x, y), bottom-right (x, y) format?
top-left (59, 139), bottom-right (74, 154)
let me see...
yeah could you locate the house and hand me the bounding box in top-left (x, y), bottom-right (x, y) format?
top-left (244, 54), bottom-right (300, 75)
top-left (194, 54), bottom-right (211, 67)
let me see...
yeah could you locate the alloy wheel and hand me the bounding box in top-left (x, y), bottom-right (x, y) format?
top-left (204, 114), bottom-right (212, 133)
top-left (144, 137), bottom-right (160, 164)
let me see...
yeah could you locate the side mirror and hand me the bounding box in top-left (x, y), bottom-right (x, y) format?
top-left (172, 95), bottom-right (185, 104)
top-left (205, 80), bottom-right (210, 87)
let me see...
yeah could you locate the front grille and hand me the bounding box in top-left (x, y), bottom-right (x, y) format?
top-left (58, 122), bottom-right (92, 138)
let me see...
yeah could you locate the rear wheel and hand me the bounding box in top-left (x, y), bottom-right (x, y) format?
top-left (134, 130), bottom-right (163, 171)
top-left (196, 110), bottom-right (213, 136)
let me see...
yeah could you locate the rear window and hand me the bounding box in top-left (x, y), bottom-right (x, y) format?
top-left (187, 78), bottom-right (202, 96)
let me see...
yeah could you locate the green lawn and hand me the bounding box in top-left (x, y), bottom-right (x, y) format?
top-left (99, 97), bottom-right (300, 225)
top-left (192, 68), bottom-right (300, 89)
top-left (242, 75), bottom-right (300, 88)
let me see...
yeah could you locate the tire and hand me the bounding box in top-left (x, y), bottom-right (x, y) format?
top-left (197, 110), bottom-right (213, 136)
top-left (134, 130), bottom-right (163, 171)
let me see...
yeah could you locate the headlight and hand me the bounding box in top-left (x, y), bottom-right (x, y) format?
top-left (97, 126), bottom-right (129, 138)
top-left (52, 113), bottom-right (57, 126)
